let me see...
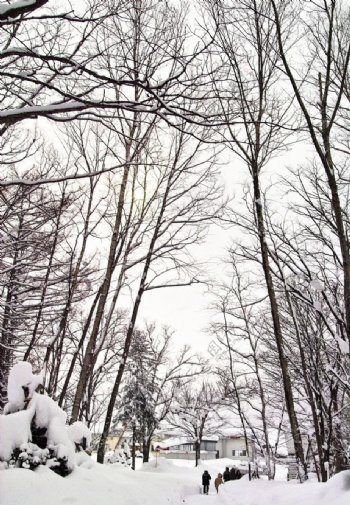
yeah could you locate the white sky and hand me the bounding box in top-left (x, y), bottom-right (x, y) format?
top-left (17, 0), bottom-right (326, 360)
top-left (137, 131), bottom-right (319, 356)
top-left (39, 116), bottom-right (314, 358)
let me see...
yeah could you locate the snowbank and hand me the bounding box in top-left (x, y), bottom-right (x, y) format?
top-left (0, 462), bottom-right (197, 505)
top-left (1, 456), bottom-right (349, 505)
top-left (186, 469), bottom-right (350, 505)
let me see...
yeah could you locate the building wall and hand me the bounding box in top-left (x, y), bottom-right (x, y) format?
top-left (285, 435), bottom-right (308, 456)
top-left (217, 438), bottom-right (254, 461)
top-left (105, 435), bottom-right (133, 451)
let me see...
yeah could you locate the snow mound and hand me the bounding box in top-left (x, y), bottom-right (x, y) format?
top-left (0, 409), bottom-right (33, 461)
top-left (75, 451), bottom-right (95, 469)
top-left (5, 361), bottom-right (43, 414)
top-left (67, 421), bottom-right (92, 448)
top-left (140, 457), bottom-right (188, 473)
top-left (321, 470), bottom-right (350, 494)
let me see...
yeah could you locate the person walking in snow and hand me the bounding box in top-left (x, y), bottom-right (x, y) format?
top-left (202, 470), bottom-right (211, 494)
top-left (223, 466), bottom-right (231, 482)
top-left (214, 473), bottom-right (223, 493)
top-left (229, 466), bottom-right (236, 480)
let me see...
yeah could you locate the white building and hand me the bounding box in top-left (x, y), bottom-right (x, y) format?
top-left (156, 436), bottom-right (218, 460)
top-left (217, 435), bottom-right (255, 462)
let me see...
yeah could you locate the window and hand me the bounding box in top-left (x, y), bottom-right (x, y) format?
top-left (232, 449), bottom-right (247, 457)
top-left (201, 441), bottom-right (216, 451)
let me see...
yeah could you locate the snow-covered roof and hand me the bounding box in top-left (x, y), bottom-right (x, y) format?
top-left (219, 427), bottom-right (245, 438)
top-left (156, 435), bottom-right (218, 449)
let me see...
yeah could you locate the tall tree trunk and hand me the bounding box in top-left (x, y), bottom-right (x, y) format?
top-left (23, 188), bottom-right (66, 362)
top-left (70, 161), bottom-right (130, 422)
top-left (278, 261), bottom-right (327, 481)
top-left (0, 215), bottom-right (23, 410)
top-left (143, 437), bottom-right (151, 463)
top-left (96, 166), bottom-right (174, 463)
top-left (58, 288), bottom-right (101, 408)
top-left (271, 0), bottom-right (350, 347)
top-left (252, 167), bottom-right (306, 474)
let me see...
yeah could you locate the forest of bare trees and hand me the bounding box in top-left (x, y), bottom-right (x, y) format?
top-left (1, 0), bottom-right (350, 482)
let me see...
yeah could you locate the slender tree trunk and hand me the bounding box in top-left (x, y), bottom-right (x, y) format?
top-left (44, 181), bottom-right (97, 389)
top-left (96, 168), bottom-right (174, 463)
top-left (58, 288), bottom-right (101, 407)
top-left (143, 438), bottom-right (151, 463)
top-left (252, 167), bottom-right (306, 474)
top-left (278, 264), bottom-right (327, 481)
top-left (96, 263), bottom-right (149, 463)
top-left (0, 216), bottom-right (23, 410)
top-left (70, 161), bottom-right (130, 422)
top-left (132, 424), bottom-right (136, 470)
top-left (271, 0), bottom-right (350, 347)
top-left (23, 189), bottom-right (66, 361)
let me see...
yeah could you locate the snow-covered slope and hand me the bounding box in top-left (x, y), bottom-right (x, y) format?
top-left (1, 457), bottom-right (350, 505)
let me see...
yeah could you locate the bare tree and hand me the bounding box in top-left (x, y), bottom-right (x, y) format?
top-left (95, 121), bottom-right (224, 463)
top-left (117, 324), bottom-right (207, 463)
top-left (168, 382), bottom-right (221, 467)
top-left (204, 0), bottom-right (306, 473)
top-left (270, 0), bottom-right (350, 348)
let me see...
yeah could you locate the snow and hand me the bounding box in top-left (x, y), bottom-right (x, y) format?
top-left (0, 409), bottom-right (33, 461)
top-left (5, 361), bottom-right (43, 414)
top-left (1, 458), bottom-right (350, 505)
top-left (0, 0), bottom-right (43, 17)
top-left (156, 436), bottom-right (192, 449)
top-left (0, 101), bottom-right (84, 119)
top-left (67, 421), bottom-right (92, 448)
top-left (0, 392), bottom-right (75, 470)
top-left (157, 435), bottom-right (219, 449)
top-left (335, 335), bottom-right (349, 354)
top-left (29, 394), bottom-right (75, 470)
top-left (104, 446), bottom-right (130, 466)
top-left (0, 362), bottom-right (85, 472)
top-left (310, 279), bottom-right (323, 291)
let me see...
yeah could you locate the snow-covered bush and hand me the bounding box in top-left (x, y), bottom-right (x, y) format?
top-left (104, 443), bottom-right (131, 467)
top-left (0, 362), bottom-right (90, 476)
top-left (4, 361), bottom-right (43, 414)
top-left (121, 440), bottom-right (132, 466)
top-left (67, 421), bottom-right (92, 452)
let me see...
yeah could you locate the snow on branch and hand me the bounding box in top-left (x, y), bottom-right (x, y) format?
top-left (0, 0), bottom-right (48, 20)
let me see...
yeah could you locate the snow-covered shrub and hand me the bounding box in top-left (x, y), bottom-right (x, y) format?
top-left (67, 421), bottom-right (92, 452)
top-left (0, 361), bottom-right (89, 476)
top-left (4, 361), bottom-right (43, 414)
top-left (12, 443), bottom-right (50, 470)
top-left (104, 444), bottom-right (131, 467)
top-left (121, 440), bottom-right (132, 466)
top-left (0, 408), bottom-right (33, 461)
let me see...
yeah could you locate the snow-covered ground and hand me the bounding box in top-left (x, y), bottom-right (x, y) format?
top-left (1, 457), bottom-right (349, 505)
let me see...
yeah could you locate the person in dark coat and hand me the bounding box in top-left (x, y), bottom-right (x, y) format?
top-left (223, 467), bottom-right (231, 482)
top-left (202, 470), bottom-right (211, 494)
top-left (235, 468), bottom-right (242, 479)
top-left (229, 466), bottom-right (236, 480)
